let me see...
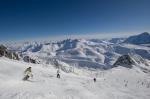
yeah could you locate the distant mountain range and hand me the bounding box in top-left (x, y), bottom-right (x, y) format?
top-left (4, 32), bottom-right (150, 71)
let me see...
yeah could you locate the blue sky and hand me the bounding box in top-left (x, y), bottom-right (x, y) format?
top-left (0, 0), bottom-right (150, 42)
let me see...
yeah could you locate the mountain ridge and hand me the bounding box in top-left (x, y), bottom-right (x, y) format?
top-left (124, 32), bottom-right (150, 44)
top-left (4, 32), bottom-right (150, 71)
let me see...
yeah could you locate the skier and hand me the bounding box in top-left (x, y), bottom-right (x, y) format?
top-left (23, 67), bottom-right (33, 80)
top-left (57, 69), bottom-right (60, 78)
top-left (93, 77), bottom-right (96, 82)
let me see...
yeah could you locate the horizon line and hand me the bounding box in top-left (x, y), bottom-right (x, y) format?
top-left (1, 31), bottom-right (150, 44)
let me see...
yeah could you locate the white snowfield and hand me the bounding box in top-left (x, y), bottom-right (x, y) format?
top-left (0, 58), bottom-right (150, 99)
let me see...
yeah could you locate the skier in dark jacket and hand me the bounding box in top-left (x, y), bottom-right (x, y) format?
top-left (57, 69), bottom-right (60, 78)
top-left (93, 77), bottom-right (96, 82)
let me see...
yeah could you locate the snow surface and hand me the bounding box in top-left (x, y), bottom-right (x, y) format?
top-left (0, 57), bottom-right (150, 99)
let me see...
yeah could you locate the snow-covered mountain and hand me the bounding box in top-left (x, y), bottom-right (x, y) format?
top-left (6, 32), bottom-right (150, 71)
top-left (124, 32), bottom-right (150, 44)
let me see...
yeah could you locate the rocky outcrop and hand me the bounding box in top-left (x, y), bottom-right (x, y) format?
top-left (0, 45), bottom-right (7, 57)
top-left (113, 55), bottom-right (135, 68)
top-left (0, 45), bottom-right (39, 64)
top-left (0, 45), bottom-right (19, 60)
top-left (23, 56), bottom-right (37, 64)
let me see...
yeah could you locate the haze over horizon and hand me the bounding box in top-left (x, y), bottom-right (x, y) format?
top-left (0, 0), bottom-right (150, 42)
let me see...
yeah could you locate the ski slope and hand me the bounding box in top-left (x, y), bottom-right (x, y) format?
top-left (0, 57), bottom-right (150, 99)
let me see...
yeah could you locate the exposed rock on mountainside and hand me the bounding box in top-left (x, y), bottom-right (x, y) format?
top-left (0, 45), bottom-right (19, 60)
top-left (113, 55), bottom-right (135, 68)
top-left (0, 45), bottom-right (7, 57)
top-left (23, 56), bottom-right (37, 64)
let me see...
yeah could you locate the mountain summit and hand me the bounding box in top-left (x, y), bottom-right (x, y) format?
top-left (124, 32), bottom-right (150, 44)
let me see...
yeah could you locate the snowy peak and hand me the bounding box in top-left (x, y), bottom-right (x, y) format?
top-left (56, 39), bottom-right (79, 51)
top-left (124, 32), bottom-right (150, 44)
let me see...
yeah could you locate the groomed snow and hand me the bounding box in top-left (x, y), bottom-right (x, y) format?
top-left (0, 57), bottom-right (150, 99)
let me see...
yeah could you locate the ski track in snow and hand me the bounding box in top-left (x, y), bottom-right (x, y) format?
top-left (0, 58), bottom-right (150, 99)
